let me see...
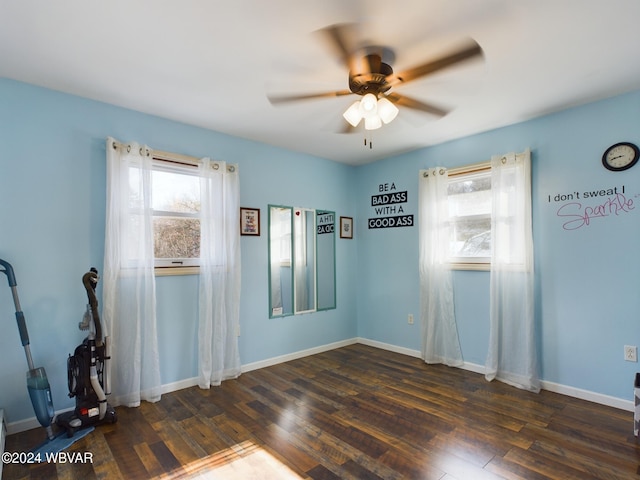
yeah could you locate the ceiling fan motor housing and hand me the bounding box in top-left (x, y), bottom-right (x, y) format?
top-left (348, 54), bottom-right (393, 96)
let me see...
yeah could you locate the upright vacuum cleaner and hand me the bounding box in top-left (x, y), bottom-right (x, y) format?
top-left (56, 267), bottom-right (117, 435)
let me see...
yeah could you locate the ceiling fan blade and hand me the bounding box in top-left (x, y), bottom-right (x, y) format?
top-left (319, 114), bottom-right (358, 134)
top-left (338, 121), bottom-right (358, 134)
top-left (318, 23), bottom-right (362, 73)
top-left (386, 93), bottom-right (449, 117)
top-left (268, 90), bottom-right (354, 105)
top-left (387, 39), bottom-right (483, 86)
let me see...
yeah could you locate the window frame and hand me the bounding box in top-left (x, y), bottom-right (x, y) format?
top-left (143, 150), bottom-right (203, 276)
top-left (447, 161), bottom-right (492, 271)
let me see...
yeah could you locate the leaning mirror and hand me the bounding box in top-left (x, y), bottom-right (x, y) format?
top-left (268, 205), bottom-right (293, 317)
top-left (316, 211), bottom-right (336, 310)
top-left (293, 208), bottom-right (316, 314)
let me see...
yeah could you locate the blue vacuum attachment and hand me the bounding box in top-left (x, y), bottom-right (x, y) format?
top-left (26, 367), bottom-right (55, 434)
top-left (30, 426), bottom-right (95, 458)
top-left (26, 366), bottom-right (95, 460)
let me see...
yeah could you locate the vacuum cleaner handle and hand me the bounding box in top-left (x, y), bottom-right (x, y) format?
top-left (0, 258), bottom-right (17, 287)
top-left (82, 268), bottom-right (103, 344)
top-left (14, 310), bottom-right (30, 347)
top-left (0, 259), bottom-right (31, 350)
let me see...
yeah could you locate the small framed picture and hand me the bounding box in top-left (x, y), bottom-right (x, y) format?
top-left (340, 216), bottom-right (353, 239)
top-left (240, 207), bottom-right (260, 236)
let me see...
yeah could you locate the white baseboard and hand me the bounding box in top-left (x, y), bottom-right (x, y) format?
top-left (160, 377), bottom-right (199, 395)
top-left (6, 337), bottom-right (633, 434)
top-left (356, 337), bottom-right (422, 358)
top-left (459, 361), bottom-right (633, 412)
top-left (241, 338), bottom-right (358, 373)
top-left (357, 338), bottom-right (634, 412)
top-left (6, 406), bottom-right (76, 436)
top-left (539, 379), bottom-right (633, 412)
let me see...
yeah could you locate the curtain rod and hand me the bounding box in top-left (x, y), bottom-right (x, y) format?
top-left (110, 139), bottom-right (238, 172)
top-left (447, 161), bottom-right (491, 178)
top-left (110, 139), bottom-right (202, 167)
top-left (447, 148), bottom-right (530, 177)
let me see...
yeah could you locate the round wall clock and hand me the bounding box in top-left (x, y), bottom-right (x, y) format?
top-left (602, 142), bottom-right (639, 171)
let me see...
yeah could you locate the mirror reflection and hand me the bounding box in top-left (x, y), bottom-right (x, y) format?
top-left (316, 211), bottom-right (336, 311)
top-left (268, 205), bottom-right (336, 317)
top-left (269, 206), bottom-right (292, 317)
top-left (294, 208), bottom-right (316, 313)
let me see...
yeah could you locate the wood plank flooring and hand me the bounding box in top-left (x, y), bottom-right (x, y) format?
top-left (4, 343), bottom-right (640, 479)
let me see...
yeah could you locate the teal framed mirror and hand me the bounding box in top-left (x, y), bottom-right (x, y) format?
top-left (293, 208), bottom-right (316, 314)
top-left (268, 205), bottom-right (293, 317)
top-left (316, 211), bottom-right (336, 311)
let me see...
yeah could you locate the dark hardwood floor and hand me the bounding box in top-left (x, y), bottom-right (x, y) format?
top-left (4, 343), bottom-right (640, 479)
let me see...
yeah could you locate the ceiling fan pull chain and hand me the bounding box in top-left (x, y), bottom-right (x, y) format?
top-left (363, 130), bottom-right (373, 149)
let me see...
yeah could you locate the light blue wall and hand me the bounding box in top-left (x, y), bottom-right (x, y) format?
top-left (1, 76), bottom-right (639, 427)
top-left (355, 89), bottom-right (640, 401)
top-left (0, 78), bottom-right (358, 424)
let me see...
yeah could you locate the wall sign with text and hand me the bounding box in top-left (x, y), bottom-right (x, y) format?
top-left (317, 212), bottom-right (335, 234)
top-left (368, 182), bottom-right (414, 229)
top-left (548, 184), bottom-right (638, 230)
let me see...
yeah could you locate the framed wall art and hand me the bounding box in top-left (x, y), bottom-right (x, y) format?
top-left (340, 216), bottom-right (353, 239)
top-left (240, 207), bottom-right (260, 236)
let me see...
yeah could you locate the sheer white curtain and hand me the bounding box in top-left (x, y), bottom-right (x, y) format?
top-left (103, 137), bottom-right (162, 407)
top-left (418, 168), bottom-right (463, 366)
top-left (485, 149), bottom-right (539, 392)
top-left (198, 159), bottom-right (241, 388)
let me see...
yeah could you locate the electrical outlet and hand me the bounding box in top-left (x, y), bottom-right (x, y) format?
top-left (408, 314), bottom-right (414, 325)
top-left (624, 345), bottom-right (637, 362)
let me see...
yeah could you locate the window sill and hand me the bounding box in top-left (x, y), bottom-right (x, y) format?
top-left (155, 266), bottom-right (200, 276)
top-left (449, 262), bottom-right (490, 272)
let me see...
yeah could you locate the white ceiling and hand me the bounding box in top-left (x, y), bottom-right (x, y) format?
top-left (2, 0), bottom-right (640, 166)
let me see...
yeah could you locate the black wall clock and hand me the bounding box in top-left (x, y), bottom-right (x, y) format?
top-left (602, 142), bottom-right (639, 171)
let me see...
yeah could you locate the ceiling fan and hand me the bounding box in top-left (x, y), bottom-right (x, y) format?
top-left (268, 24), bottom-right (484, 137)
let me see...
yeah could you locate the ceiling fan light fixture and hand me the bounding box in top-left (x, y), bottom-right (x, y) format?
top-left (359, 93), bottom-right (378, 118)
top-left (377, 97), bottom-right (399, 124)
top-left (364, 115), bottom-right (382, 130)
top-left (343, 101), bottom-right (363, 127)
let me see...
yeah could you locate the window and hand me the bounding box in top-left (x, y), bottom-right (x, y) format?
top-left (128, 154), bottom-right (202, 271)
top-left (447, 163), bottom-right (491, 269)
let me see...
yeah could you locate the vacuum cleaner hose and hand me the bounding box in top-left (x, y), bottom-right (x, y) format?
top-left (89, 365), bottom-right (107, 420)
top-left (82, 269), bottom-right (103, 345)
top-left (103, 335), bottom-right (112, 396)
